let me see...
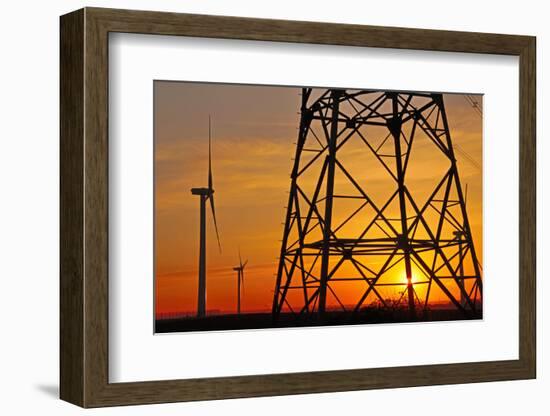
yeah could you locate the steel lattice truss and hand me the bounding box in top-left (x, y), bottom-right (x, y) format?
top-left (272, 88), bottom-right (482, 320)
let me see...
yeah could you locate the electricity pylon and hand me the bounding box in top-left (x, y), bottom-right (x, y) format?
top-left (272, 89), bottom-right (482, 321)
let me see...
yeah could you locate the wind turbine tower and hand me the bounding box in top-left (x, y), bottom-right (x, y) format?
top-left (191, 116), bottom-right (221, 318)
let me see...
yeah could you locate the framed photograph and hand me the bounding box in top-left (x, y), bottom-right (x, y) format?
top-left (60, 7), bottom-right (536, 407)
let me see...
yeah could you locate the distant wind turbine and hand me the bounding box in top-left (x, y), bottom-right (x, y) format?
top-left (233, 252), bottom-right (248, 314)
top-left (191, 116), bottom-right (222, 318)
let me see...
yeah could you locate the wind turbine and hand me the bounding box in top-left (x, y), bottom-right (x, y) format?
top-left (232, 252), bottom-right (248, 314)
top-left (191, 116), bottom-right (221, 318)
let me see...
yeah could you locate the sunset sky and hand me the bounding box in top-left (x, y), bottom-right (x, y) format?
top-left (154, 81), bottom-right (482, 317)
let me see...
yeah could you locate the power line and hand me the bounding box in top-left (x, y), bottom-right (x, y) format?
top-left (453, 94), bottom-right (483, 171)
top-left (463, 94), bottom-right (482, 117)
top-left (454, 143), bottom-right (481, 171)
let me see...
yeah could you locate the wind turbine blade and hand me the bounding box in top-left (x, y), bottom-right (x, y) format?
top-left (209, 195), bottom-right (222, 253)
top-left (243, 259), bottom-right (248, 268)
top-left (239, 250), bottom-right (243, 268)
top-left (241, 269), bottom-right (245, 293)
top-left (208, 115), bottom-right (213, 191)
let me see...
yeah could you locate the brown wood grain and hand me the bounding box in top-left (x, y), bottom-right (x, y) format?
top-left (59, 8), bottom-right (84, 407)
top-left (60, 7), bottom-right (537, 408)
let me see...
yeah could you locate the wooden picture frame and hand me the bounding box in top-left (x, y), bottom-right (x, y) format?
top-left (60, 7), bottom-right (536, 408)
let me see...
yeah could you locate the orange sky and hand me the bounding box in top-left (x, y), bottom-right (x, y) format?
top-left (154, 82), bottom-right (482, 317)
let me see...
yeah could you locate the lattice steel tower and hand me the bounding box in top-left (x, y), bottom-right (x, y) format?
top-left (272, 89), bottom-right (482, 321)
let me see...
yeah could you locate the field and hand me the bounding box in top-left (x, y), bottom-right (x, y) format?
top-left (155, 306), bottom-right (483, 333)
